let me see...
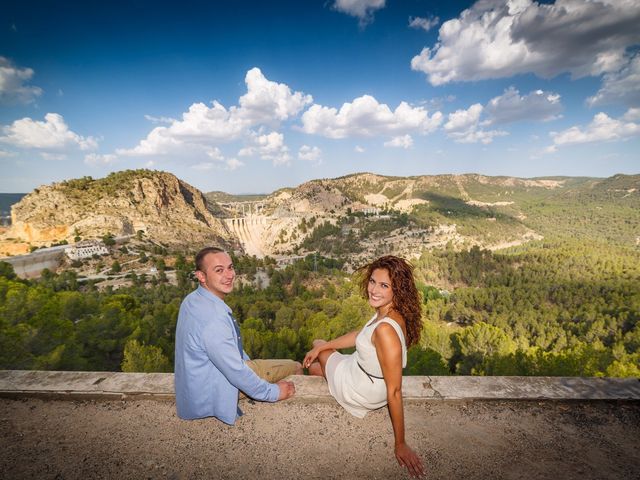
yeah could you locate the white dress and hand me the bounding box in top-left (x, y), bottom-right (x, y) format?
top-left (325, 315), bottom-right (407, 418)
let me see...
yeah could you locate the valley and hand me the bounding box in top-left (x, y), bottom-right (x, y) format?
top-left (0, 170), bottom-right (637, 378)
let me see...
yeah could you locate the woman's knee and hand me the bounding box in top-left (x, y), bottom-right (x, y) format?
top-left (308, 362), bottom-right (324, 377)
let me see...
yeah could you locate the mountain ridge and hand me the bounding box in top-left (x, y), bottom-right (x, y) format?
top-left (1, 170), bottom-right (638, 259)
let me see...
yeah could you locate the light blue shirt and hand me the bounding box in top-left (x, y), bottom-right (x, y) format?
top-left (174, 285), bottom-right (279, 424)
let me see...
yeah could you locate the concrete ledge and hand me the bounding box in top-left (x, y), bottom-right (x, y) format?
top-left (0, 370), bottom-right (640, 401)
top-left (0, 370), bottom-right (175, 401)
top-left (0, 370), bottom-right (638, 402)
top-left (404, 375), bottom-right (640, 400)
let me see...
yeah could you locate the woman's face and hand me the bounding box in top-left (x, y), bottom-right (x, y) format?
top-left (367, 268), bottom-right (394, 310)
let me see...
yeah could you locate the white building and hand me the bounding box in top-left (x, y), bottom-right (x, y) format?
top-left (65, 241), bottom-right (109, 260)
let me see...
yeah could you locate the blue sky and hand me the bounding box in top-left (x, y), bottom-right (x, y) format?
top-left (1, 0), bottom-right (638, 194)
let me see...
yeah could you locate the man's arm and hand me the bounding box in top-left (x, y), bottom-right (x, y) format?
top-left (201, 321), bottom-right (281, 402)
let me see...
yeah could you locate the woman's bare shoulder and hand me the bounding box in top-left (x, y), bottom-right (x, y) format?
top-left (387, 309), bottom-right (405, 326)
top-left (372, 320), bottom-right (404, 350)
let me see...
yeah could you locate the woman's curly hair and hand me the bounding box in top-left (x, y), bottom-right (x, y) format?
top-left (357, 255), bottom-right (422, 347)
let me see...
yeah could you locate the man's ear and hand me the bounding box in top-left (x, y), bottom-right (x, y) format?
top-left (194, 270), bottom-right (205, 284)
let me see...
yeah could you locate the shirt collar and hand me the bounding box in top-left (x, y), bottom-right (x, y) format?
top-left (196, 285), bottom-right (232, 315)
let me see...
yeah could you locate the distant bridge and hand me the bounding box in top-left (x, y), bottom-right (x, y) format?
top-left (218, 201), bottom-right (266, 217)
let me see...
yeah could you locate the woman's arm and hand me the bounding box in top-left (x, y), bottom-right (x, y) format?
top-left (303, 330), bottom-right (359, 368)
top-left (374, 323), bottom-right (425, 478)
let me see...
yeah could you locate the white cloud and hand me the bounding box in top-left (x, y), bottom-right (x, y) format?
top-left (191, 162), bottom-right (214, 171)
top-left (298, 145), bottom-right (322, 165)
top-left (237, 68), bottom-right (312, 125)
top-left (116, 123), bottom-right (187, 156)
top-left (333, 0), bottom-right (386, 26)
top-left (0, 57), bottom-right (43, 105)
top-left (355, 145), bottom-right (365, 153)
top-left (239, 131), bottom-right (291, 166)
top-left (409, 16), bottom-right (439, 32)
top-left (587, 54), bottom-right (640, 107)
top-left (442, 89), bottom-right (560, 144)
top-left (84, 153), bottom-right (117, 166)
top-left (450, 129), bottom-right (509, 144)
top-left (161, 101), bottom-right (248, 143)
top-left (118, 68), bottom-right (310, 158)
top-left (445, 104), bottom-right (484, 132)
top-left (622, 108), bottom-right (640, 122)
top-left (548, 110), bottom-right (640, 149)
top-left (118, 101), bottom-right (248, 156)
top-left (485, 87), bottom-right (562, 124)
top-left (384, 134), bottom-right (413, 149)
top-left (193, 148), bottom-right (244, 171)
top-left (144, 114), bottom-right (176, 125)
top-left (225, 158), bottom-right (244, 170)
top-left (194, 158), bottom-right (243, 171)
top-left (444, 103), bottom-right (507, 144)
top-left (205, 147), bottom-right (224, 161)
top-left (301, 94), bottom-right (442, 139)
top-left (41, 152), bottom-right (67, 161)
top-left (0, 149), bottom-right (16, 158)
top-left (411, 0), bottom-right (640, 86)
top-left (0, 113), bottom-right (98, 151)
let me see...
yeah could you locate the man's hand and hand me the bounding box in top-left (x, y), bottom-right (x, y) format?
top-left (276, 380), bottom-right (295, 401)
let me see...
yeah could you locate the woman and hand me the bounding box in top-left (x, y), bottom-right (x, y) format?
top-left (304, 255), bottom-right (425, 478)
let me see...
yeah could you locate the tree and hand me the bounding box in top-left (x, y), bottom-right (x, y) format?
top-left (419, 320), bottom-right (455, 362)
top-left (110, 260), bottom-right (121, 274)
top-left (453, 322), bottom-right (515, 374)
top-left (121, 339), bottom-right (171, 372)
top-left (404, 346), bottom-right (450, 375)
top-left (102, 233), bottom-right (116, 246)
top-left (606, 359), bottom-right (640, 378)
top-left (0, 262), bottom-right (16, 280)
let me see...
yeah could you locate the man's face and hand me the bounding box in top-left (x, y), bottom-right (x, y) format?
top-left (196, 251), bottom-right (235, 299)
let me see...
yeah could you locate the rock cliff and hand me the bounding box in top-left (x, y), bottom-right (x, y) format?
top-left (2, 170), bottom-right (234, 249)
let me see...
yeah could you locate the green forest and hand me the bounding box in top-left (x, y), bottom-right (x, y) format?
top-left (1, 237), bottom-right (638, 377)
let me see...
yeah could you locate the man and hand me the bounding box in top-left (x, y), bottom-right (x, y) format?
top-left (174, 247), bottom-right (301, 424)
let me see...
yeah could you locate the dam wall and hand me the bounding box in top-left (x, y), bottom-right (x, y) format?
top-left (1, 248), bottom-right (65, 278)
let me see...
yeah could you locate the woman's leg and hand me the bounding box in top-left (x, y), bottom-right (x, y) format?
top-left (307, 339), bottom-right (335, 378)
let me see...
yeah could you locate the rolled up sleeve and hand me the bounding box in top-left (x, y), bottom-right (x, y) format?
top-left (201, 321), bottom-right (279, 402)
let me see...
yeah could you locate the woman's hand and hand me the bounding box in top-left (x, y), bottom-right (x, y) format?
top-left (303, 347), bottom-right (321, 369)
top-left (394, 442), bottom-right (425, 478)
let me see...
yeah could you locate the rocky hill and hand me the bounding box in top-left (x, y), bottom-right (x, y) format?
top-left (0, 170), bottom-right (235, 254)
top-left (218, 172), bottom-right (638, 260)
top-left (2, 170), bottom-right (637, 260)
